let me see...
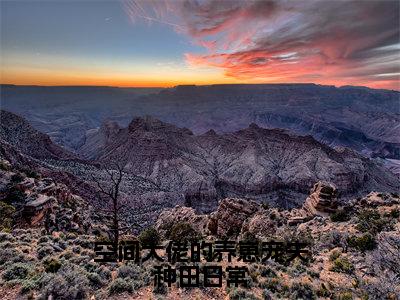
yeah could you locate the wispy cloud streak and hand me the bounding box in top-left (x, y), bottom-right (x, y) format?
top-left (123, 0), bottom-right (400, 89)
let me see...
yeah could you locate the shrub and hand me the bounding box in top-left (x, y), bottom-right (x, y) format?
top-left (316, 284), bottom-right (332, 297)
top-left (259, 278), bottom-right (282, 293)
top-left (96, 265), bottom-right (112, 281)
top-left (11, 173), bottom-right (24, 183)
top-left (2, 262), bottom-right (32, 281)
top-left (83, 261), bottom-right (97, 273)
top-left (71, 246), bottom-right (81, 254)
top-left (329, 250), bottom-right (341, 261)
top-left (337, 291), bottom-right (353, 300)
top-left (138, 227), bottom-right (160, 247)
top-left (356, 209), bottom-right (392, 234)
top-left (248, 264), bottom-right (260, 284)
top-left (0, 201), bottom-right (15, 232)
top-left (262, 289), bottom-right (273, 300)
top-left (21, 168), bottom-right (40, 179)
top-left (109, 278), bottom-right (133, 294)
top-left (330, 209), bottom-right (350, 222)
top-left (141, 269), bottom-right (153, 287)
top-left (75, 235), bottom-right (94, 249)
top-left (117, 264), bottom-right (140, 280)
top-left (20, 278), bottom-right (40, 294)
top-left (40, 264), bottom-right (89, 300)
top-left (0, 160), bottom-right (11, 171)
top-left (389, 208), bottom-right (399, 218)
top-left (330, 257), bottom-right (354, 274)
top-left (59, 250), bottom-right (74, 260)
top-left (70, 254), bottom-right (91, 266)
top-left (38, 236), bottom-right (51, 244)
top-left (290, 282), bottom-right (316, 300)
top-left (167, 222), bottom-right (200, 243)
top-left (261, 202), bottom-right (270, 210)
top-left (4, 187), bottom-right (25, 205)
top-left (0, 232), bottom-right (15, 242)
top-left (153, 282), bottom-right (167, 294)
top-left (241, 231), bottom-right (260, 243)
top-left (260, 266), bottom-right (277, 278)
top-left (87, 272), bottom-right (104, 288)
top-left (319, 230), bottom-right (347, 250)
top-left (347, 233), bottom-right (376, 252)
top-left (228, 288), bottom-right (258, 300)
top-left (65, 232), bottom-right (77, 240)
top-left (307, 270), bottom-right (320, 278)
top-left (43, 258), bottom-right (62, 273)
top-left (19, 234), bottom-right (32, 243)
top-left (20, 273), bottom-right (43, 294)
top-left (0, 248), bottom-right (24, 265)
top-left (37, 245), bottom-right (54, 259)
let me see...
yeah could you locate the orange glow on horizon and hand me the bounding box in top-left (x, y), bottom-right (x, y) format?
top-left (0, 68), bottom-right (239, 88)
top-left (1, 79), bottom-right (399, 91)
top-left (1, 64), bottom-right (398, 90)
top-left (1, 77), bottom-right (398, 91)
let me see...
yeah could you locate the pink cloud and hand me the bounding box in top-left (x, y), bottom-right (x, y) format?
top-left (123, 0), bottom-right (400, 90)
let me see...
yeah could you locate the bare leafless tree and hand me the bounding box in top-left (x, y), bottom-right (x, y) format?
top-left (89, 158), bottom-right (170, 246)
top-left (90, 161), bottom-right (127, 247)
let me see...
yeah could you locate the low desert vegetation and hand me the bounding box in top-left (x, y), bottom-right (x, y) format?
top-left (330, 209), bottom-right (350, 222)
top-left (0, 201), bottom-right (15, 232)
top-left (329, 256), bottom-right (354, 274)
top-left (138, 226), bottom-right (160, 247)
top-left (347, 233), bottom-right (376, 252)
top-left (356, 209), bottom-right (393, 234)
top-left (166, 221), bottom-right (201, 243)
top-left (0, 186), bottom-right (398, 299)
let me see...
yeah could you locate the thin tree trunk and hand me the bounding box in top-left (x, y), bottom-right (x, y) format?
top-left (113, 197), bottom-right (119, 249)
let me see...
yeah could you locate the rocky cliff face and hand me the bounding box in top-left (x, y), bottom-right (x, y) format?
top-left (1, 110), bottom-right (399, 218)
top-left (78, 120), bottom-right (121, 160)
top-left (302, 181), bottom-right (339, 217)
top-left (2, 84), bottom-right (399, 160)
top-left (79, 116), bottom-right (399, 212)
top-left (0, 111), bottom-right (98, 206)
top-left (155, 186), bottom-right (400, 240)
top-left (0, 158), bottom-right (93, 233)
top-left (0, 110), bottom-right (75, 160)
top-left (154, 190), bottom-right (400, 299)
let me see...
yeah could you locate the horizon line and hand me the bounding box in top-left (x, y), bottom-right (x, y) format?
top-left (1, 82), bottom-right (399, 92)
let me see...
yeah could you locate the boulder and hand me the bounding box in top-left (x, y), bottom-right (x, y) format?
top-left (155, 205), bottom-right (209, 237)
top-left (240, 209), bottom-right (283, 238)
top-left (208, 198), bottom-right (259, 238)
top-left (17, 178), bottom-right (35, 191)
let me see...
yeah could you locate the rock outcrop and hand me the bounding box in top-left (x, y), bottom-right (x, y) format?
top-left (75, 115), bottom-right (399, 212)
top-left (240, 209), bottom-right (284, 239)
top-left (208, 198), bottom-right (260, 238)
top-left (287, 181), bottom-right (339, 225)
top-left (302, 181), bottom-right (339, 217)
top-left (155, 205), bottom-right (208, 237)
top-left (1, 111), bottom-right (399, 217)
top-left (0, 159), bottom-right (93, 233)
top-left (155, 198), bottom-right (261, 239)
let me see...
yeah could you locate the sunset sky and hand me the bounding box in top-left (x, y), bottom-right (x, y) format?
top-left (1, 0), bottom-right (399, 90)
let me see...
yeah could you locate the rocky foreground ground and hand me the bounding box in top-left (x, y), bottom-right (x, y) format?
top-left (0, 158), bottom-right (399, 300)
